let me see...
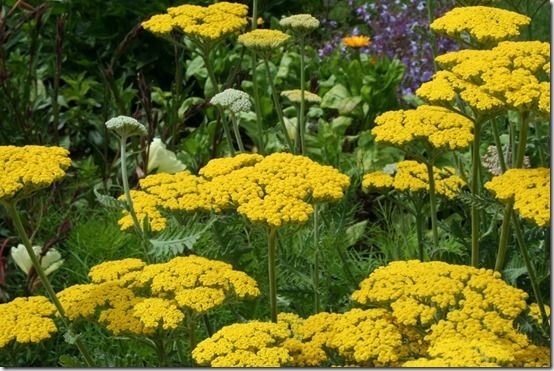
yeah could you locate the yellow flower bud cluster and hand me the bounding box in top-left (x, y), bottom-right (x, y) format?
top-left (347, 260), bottom-right (551, 367)
top-left (362, 160), bottom-right (466, 199)
top-left (0, 296), bottom-right (57, 347)
top-left (119, 153), bottom-right (350, 230)
top-left (430, 6), bottom-right (530, 45)
top-left (418, 41), bottom-right (550, 115)
top-left (0, 145), bottom-right (71, 203)
top-left (484, 168), bottom-right (550, 227)
top-left (528, 303), bottom-right (550, 326)
top-left (142, 2), bottom-right (248, 40)
top-left (371, 105), bottom-right (474, 151)
top-left (57, 255), bottom-right (259, 335)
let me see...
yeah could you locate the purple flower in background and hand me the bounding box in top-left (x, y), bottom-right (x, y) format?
top-left (318, 0), bottom-right (458, 98)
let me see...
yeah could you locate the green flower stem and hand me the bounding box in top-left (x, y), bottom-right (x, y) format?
top-left (188, 317), bottom-right (197, 364)
top-left (4, 202), bottom-right (95, 367)
top-left (267, 227), bottom-right (278, 322)
top-left (512, 216), bottom-right (549, 332)
top-left (426, 0), bottom-right (438, 71)
top-left (250, 0), bottom-right (265, 153)
top-left (171, 44), bottom-right (184, 146)
top-left (491, 118), bottom-right (507, 172)
top-left (262, 57), bottom-right (295, 152)
top-left (495, 115), bottom-right (530, 271)
top-left (312, 204), bottom-right (320, 314)
top-left (298, 37), bottom-right (307, 155)
top-left (534, 122), bottom-right (545, 166)
top-left (119, 136), bottom-right (151, 262)
top-left (201, 48), bottom-right (235, 155)
top-left (154, 337), bottom-right (167, 367)
top-left (470, 121), bottom-right (482, 267)
top-left (414, 199), bottom-right (425, 261)
top-left (425, 160), bottom-right (439, 250)
top-left (230, 112), bottom-right (245, 152)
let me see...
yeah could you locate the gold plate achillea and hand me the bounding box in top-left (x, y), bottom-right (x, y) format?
top-left (485, 167), bottom-right (550, 227)
top-left (362, 160), bottom-right (466, 199)
top-left (371, 105), bottom-right (474, 151)
top-left (431, 6), bottom-right (530, 45)
top-left (0, 146), bottom-right (71, 203)
top-left (142, 2), bottom-right (248, 40)
top-left (0, 296), bottom-right (57, 347)
top-left (57, 255), bottom-right (259, 335)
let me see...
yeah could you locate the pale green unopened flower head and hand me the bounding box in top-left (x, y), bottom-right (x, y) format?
top-left (11, 244), bottom-right (64, 276)
top-left (210, 88), bottom-right (252, 114)
top-left (279, 14), bottom-right (319, 35)
top-left (147, 137), bottom-right (187, 174)
top-left (105, 115), bottom-right (147, 138)
top-left (238, 29), bottom-right (290, 53)
top-left (281, 89), bottom-right (321, 104)
top-left (383, 163), bottom-right (398, 175)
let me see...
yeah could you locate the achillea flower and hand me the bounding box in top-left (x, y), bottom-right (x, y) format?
top-left (210, 88), bottom-right (252, 114)
top-left (198, 153), bottom-right (263, 179)
top-left (147, 137), bottom-right (187, 174)
top-left (528, 303), bottom-right (550, 326)
top-left (281, 89), bottom-right (322, 104)
top-left (11, 244), bottom-right (64, 276)
top-left (143, 2), bottom-right (248, 42)
top-left (192, 321), bottom-right (293, 367)
top-left (57, 255), bottom-right (259, 336)
top-left (431, 6), bottom-right (531, 45)
top-left (105, 115), bottom-right (147, 138)
top-left (0, 146), bottom-right (71, 203)
top-left (485, 168), bottom-right (550, 227)
top-left (0, 296), bottom-right (57, 347)
top-left (342, 35), bottom-right (370, 48)
top-left (279, 14), bottom-right (320, 35)
top-left (118, 190), bottom-right (167, 232)
top-left (238, 29), bottom-right (290, 53)
top-left (362, 160), bottom-right (466, 199)
top-left (371, 105), bottom-right (474, 151)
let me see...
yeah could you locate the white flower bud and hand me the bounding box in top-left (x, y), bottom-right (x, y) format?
top-left (147, 137), bottom-right (187, 174)
top-left (105, 115), bottom-right (147, 138)
top-left (11, 244), bottom-right (64, 276)
top-left (210, 89), bottom-right (252, 114)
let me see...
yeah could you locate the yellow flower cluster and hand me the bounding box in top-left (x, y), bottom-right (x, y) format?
top-left (342, 35), bottom-right (370, 48)
top-left (281, 89), bottom-right (322, 104)
top-left (431, 6), bottom-right (530, 45)
top-left (347, 260), bottom-right (552, 367)
top-left (118, 190), bottom-right (167, 232)
top-left (418, 41), bottom-right (550, 114)
top-left (371, 105), bottom-right (474, 151)
top-left (142, 2), bottom-right (248, 40)
top-left (57, 255), bottom-right (259, 335)
top-left (238, 29), bottom-right (290, 53)
top-left (192, 321), bottom-right (293, 367)
top-left (362, 160), bottom-right (466, 199)
top-left (0, 146), bottom-right (71, 203)
top-left (484, 168), bottom-right (550, 227)
top-left (528, 303), bottom-right (550, 325)
top-left (120, 153), bottom-right (350, 230)
top-left (0, 296), bottom-right (57, 347)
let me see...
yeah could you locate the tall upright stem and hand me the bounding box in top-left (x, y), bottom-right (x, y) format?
top-left (491, 118), bottom-right (507, 172)
top-left (426, 0), bottom-right (438, 71)
top-left (471, 121), bottom-right (481, 267)
top-left (495, 115), bottom-right (529, 271)
top-left (298, 37), bottom-right (307, 155)
top-left (250, 0), bottom-right (265, 153)
top-left (267, 228), bottom-right (278, 322)
top-left (4, 202), bottom-right (95, 367)
top-left (425, 160), bottom-right (439, 249)
top-left (415, 200), bottom-right (424, 261)
top-left (262, 57), bottom-right (295, 152)
top-left (230, 113), bottom-right (245, 152)
top-left (312, 204), bottom-right (320, 313)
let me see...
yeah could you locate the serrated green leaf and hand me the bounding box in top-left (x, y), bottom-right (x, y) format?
top-left (94, 187), bottom-right (126, 210)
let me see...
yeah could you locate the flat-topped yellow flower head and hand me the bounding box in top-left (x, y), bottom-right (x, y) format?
top-left (58, 255), bottom-right (259, 336)
top-left (143, 2), bottom-right (248, 41)
top-left (0, 296), bottom-right (57, 347)
top-left (485, 168), bottom-right (550, 227)
top-left (371, 105), bottom-right (474, 151)
top-left (238, 29), bottom-right (290, 53)
top-left (362, 160), bottom-right (466, 199)
top-left (431, 6), bottom-right (530, 46)
top-left (0, 145), bottom-right (71, 204)
top-left (343, 35), bottom-right (370, 48)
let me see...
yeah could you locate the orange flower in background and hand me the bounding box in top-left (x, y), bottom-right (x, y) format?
top-left (343, 35), bottom-right (370, 48)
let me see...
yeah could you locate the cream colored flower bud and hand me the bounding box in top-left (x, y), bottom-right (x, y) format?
top-left (147, 137), bottom-right (187, 174)
top-left (11, 244), bottom-right (64, 276)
